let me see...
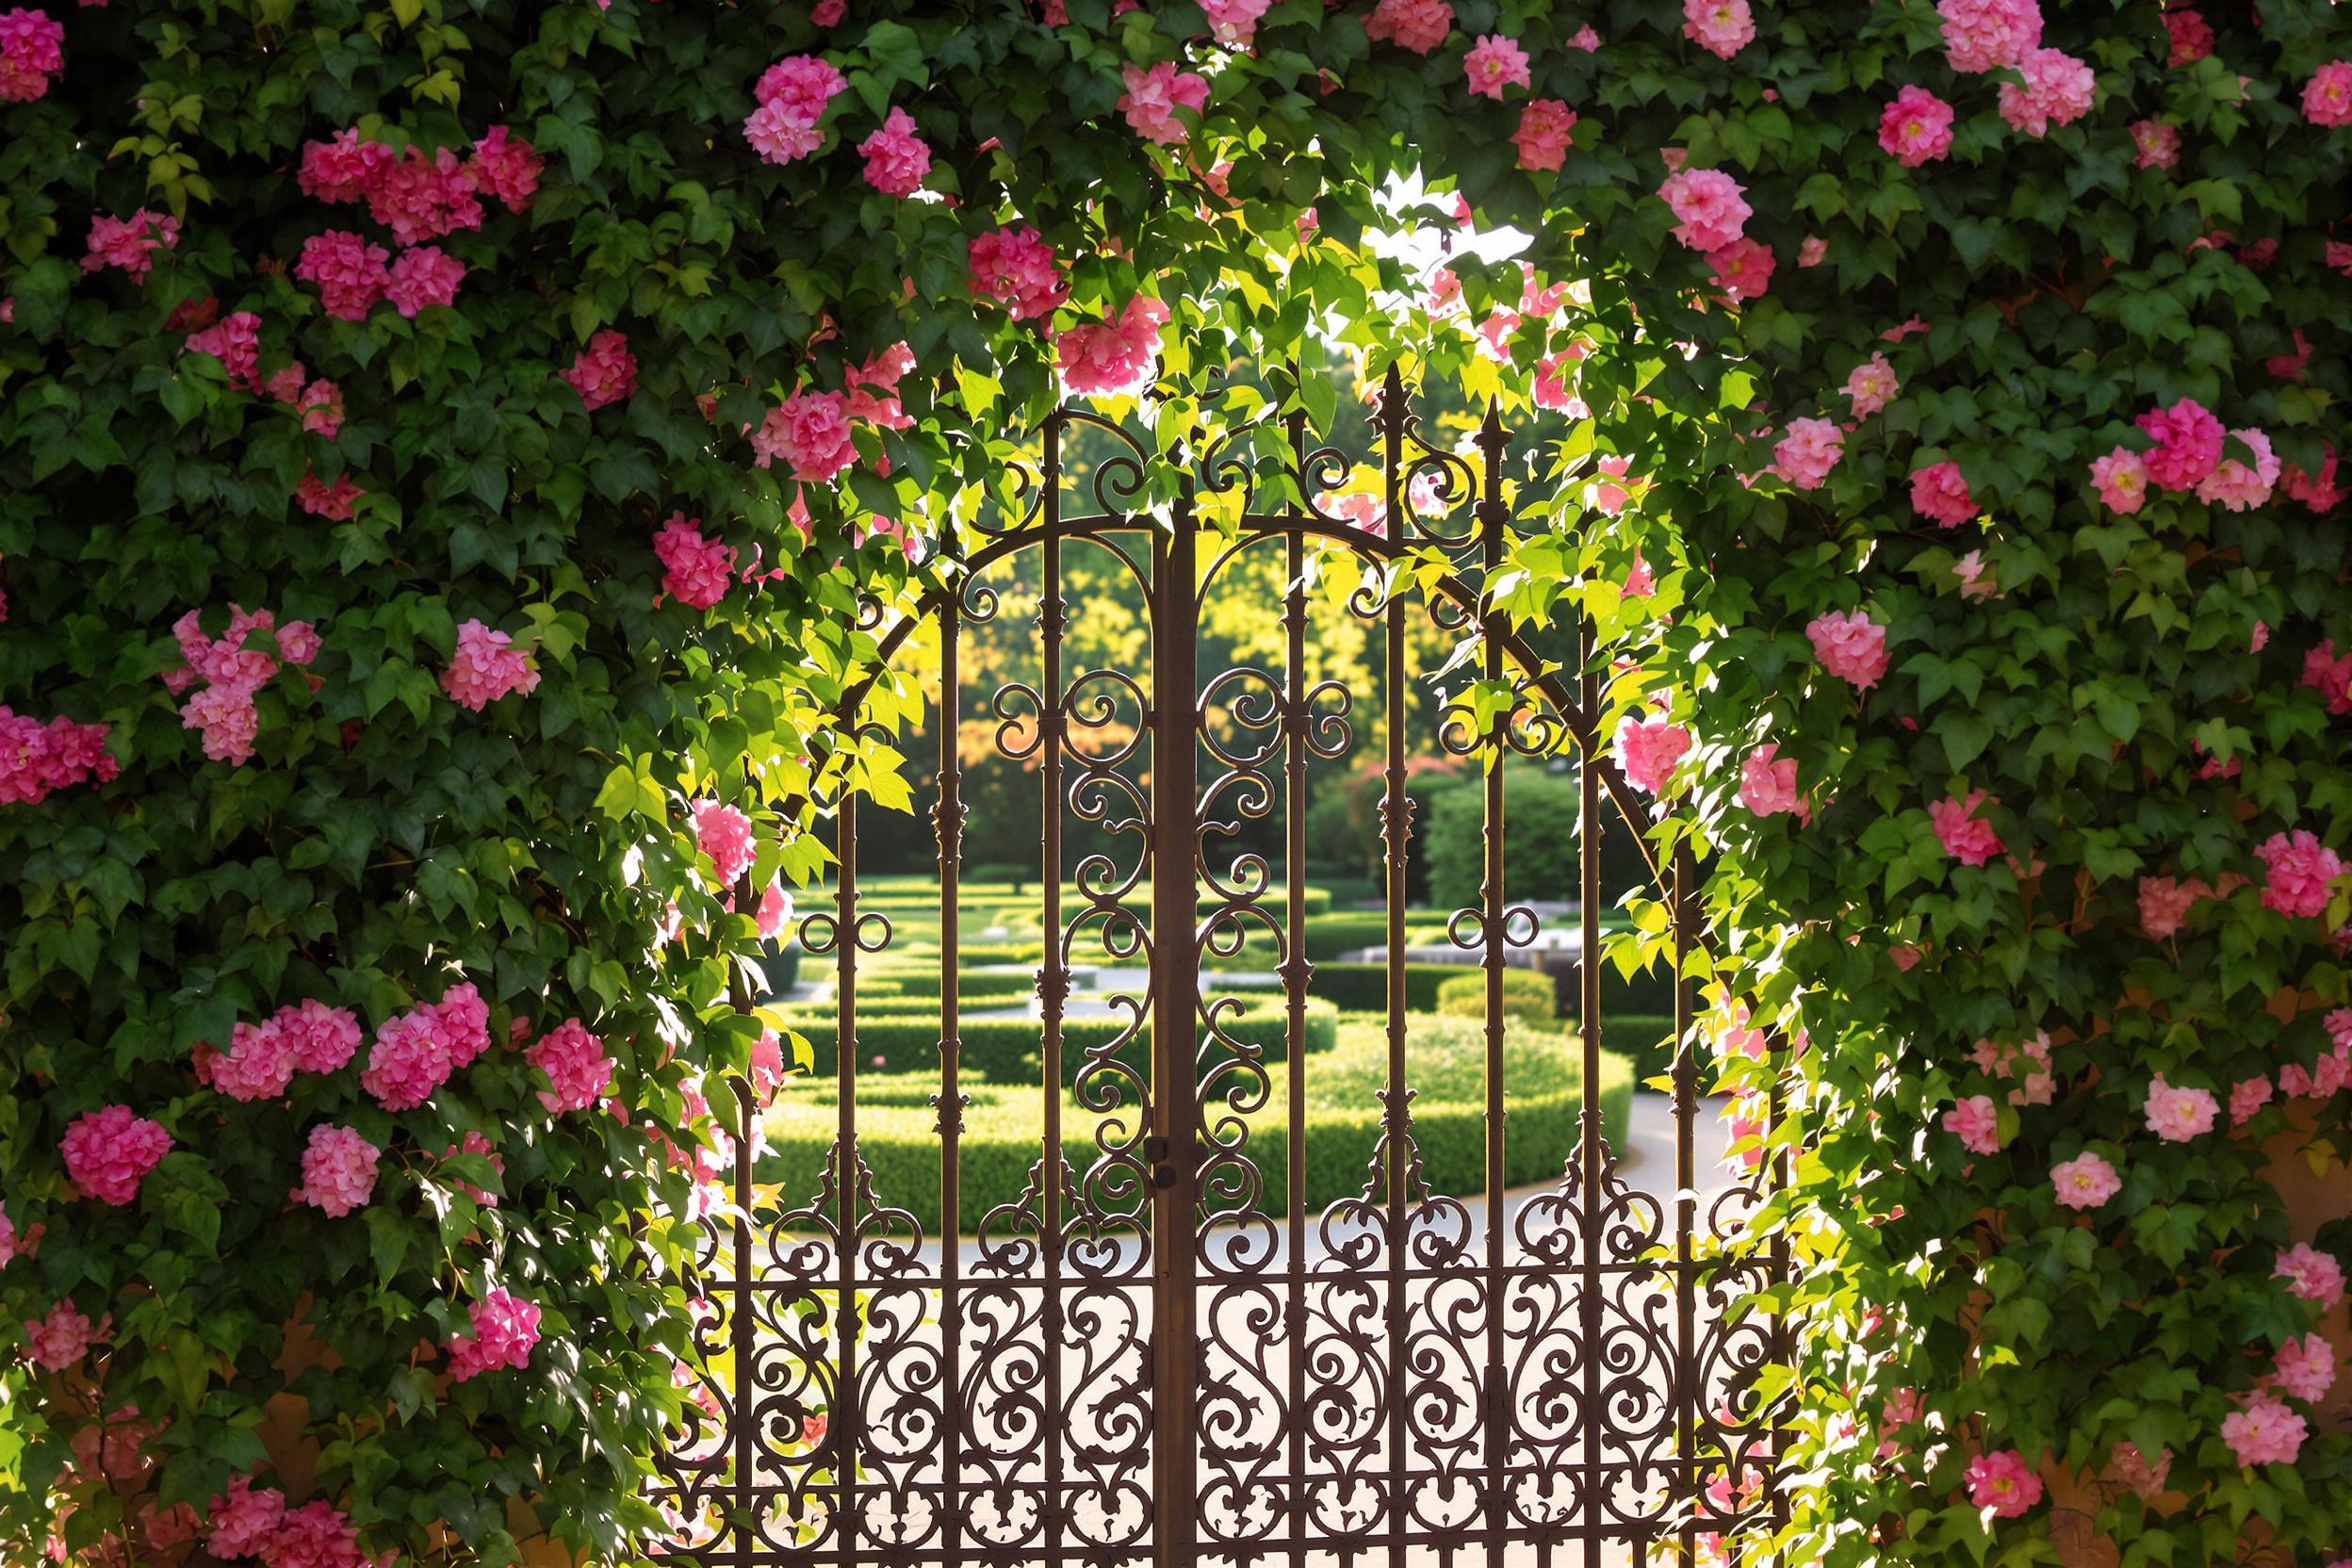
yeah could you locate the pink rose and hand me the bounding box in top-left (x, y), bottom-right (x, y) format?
top-left (1614, 714), bottom-right (1690, 794)
top-left (1682, 0), bottom-right (1755, 58)
top-left (1363, 0), bottom-right (1453, 54)
top-left (446, 1286), bottom-right (541, 1380)
top-left (751, 389), bottom-right (858, 483)
top-left (2142, 1075), bottom-right (2217, 1141)
top-left (1806, 609), bottom-right (1888, 690)
top-left (1997, 48), bottom-right (2095, 138)
top-left (2230, 1075), bottom-right (2273, 1126)
top-left (1772, 416), bottom-right (1844, 490)
top-left (857, 106), bottom-right (931, 196)
top-left (22, 1299), bottom-right (107, 1369)
top-left (2304, 61), bottom-right (2352, 127)
top-left (2256, 829), bottom-right (2344, 920)
top-left (2193, 427), bottom-right (2278, 512)
top-left (1739, 743), bottom-right (1805, 819)
top-left (466, 125), bottom-right (543, 211)
top-left (1511, 99), bottom-right (1576, 172)
top-left (1937, 0), bottom-right (2042, 74)
top-left (968, 226), bottom-right (1069, 319)
top-left (1930, 791), bottom-right (2006, 866)
top-left (1844, 352), bottom-right (1898, 416)
top-left (2050, 1152), bottom-right (2120, 1211)
top-left (2135, 397), bottom-right (2224, 491)
top-left (1963, 1448), bottom-right (2043, 1516)
top-left (292, 231), bottom-right (389, 321)
top-left (1878, 86), bottom-right (1954, 166)
top-left (1462, 34), bottom-right (1530, 99)
top-left (653, 514), bottom-right (736, 610)
top-left (59, 1104), bottom-right (172, 1206)
top-left (2130, 119), bottom-right (2180, 171)
top-left (293, 1124), bottom-right (380, 1217)
top-left (2275, 1242), bottom-right (2345, 1310)
top-left (692, 798), bottom-right (758, 886)
top-left (2303, 640), bottom-right (2352, 714)
top-left (1943, 1094), bottom-right (2001, 1155)
top-left (2270, 1334), bottom-right (2335, 1404)
top-left (1054, 295), bottom-right (1170, 396)
top-left (2221, 1395), bottom-right (2306, 1467)
top-left (1118, 60), bottom-right (1209, 143)
top-left (527, 1019), bottom-right (613, 1114)
top-left (1658, 168), bottom-right (1750, 253)
top-left (1910, 461), bottom-right (1975, 526)
top-left (2088, 447), bottom-right (2148, 513)
top-left (2164, 8), bottom-right (2213, 66)
top-left (204, 1476), bottom-right (286, 1560)
top-left (1707, 237), bottom-right (1774, 302)
top-left (563, 330), bottom-right (637, 413)
top-left (440, 619), bottom-right (539, 710)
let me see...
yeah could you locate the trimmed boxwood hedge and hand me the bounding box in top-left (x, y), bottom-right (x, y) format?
top-left (757, 1018), bottom-right (1633, 1236)
top-left (1301, 962), bottom-right (1465, 1012)
top-left (1435, 966), bottom-right (1560, 1026)
top-left (784, 997), bottom-right (1339, 1082)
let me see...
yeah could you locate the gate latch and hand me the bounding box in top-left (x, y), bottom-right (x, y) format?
top-left (1144, 1135), bottom-right (1177, 1188)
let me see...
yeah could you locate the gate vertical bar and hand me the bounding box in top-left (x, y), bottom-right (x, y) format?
top-left (1151, 493), bottom-right (1200, 1568)
top-left (1577, 609), bottom-right (1604, 1568)
top-left (1376, 366), bottom-right (1412, 1568)
top-left (937, 597), bottom-right (965, 1566)
top-left (1474, 403), bottom-right (1511, 1557)
top-left (1672, 843), bottom-right (1696, 1565)
top-left (731, 1076), bottom-right (754, 1566)
top-left (835, 789), bottom-right (861, 1568)
top-left (1037, 413), bottom-right (1069, 1560)
top-left (1281, 406), bottom-right (1312, 1564)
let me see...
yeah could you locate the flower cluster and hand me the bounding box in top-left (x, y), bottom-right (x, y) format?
top-left (745, 54), bottom-right (846, 165)
top-left (1119, 60), bottom-right (1209, 144)
top-left (445, 1286), bottom-right (541, 1380)
top-left (167, 605), bottom-right (321, 766)
top-left (968, 226), bottom-right (1069, 320)
top-left (357, 981), bottom-right (492, 1112)
top-left (204, 1481), bottom-right (372, 1568)
top-left (81, 210), bottom-right (179, 282)
top-left (1363, 0), bottom-right (1452, 56)
top-left (58, 1105), bottom-right (172, 1206)
top-left (440, 619), bottom-right (540, 710)
top-left (1054, 294), bottom-right (1171, 397)
top-left (527, 1019), bottom-right (614, 1114)
top-left (0, 707), bottom-right (115, 804)
top-left (193, 1000), bottom-right (361, 1101)
top-left (564, 329), bottom-right (638, 412)
top-left (291, 1124), bottom-right (381, 1217)
top-left (1806, 610), bottom-right (1889, 691)
top-left (1615, 713), bottom-right (1692, 794)
top-left (0, 6), bottom-right (64, 103)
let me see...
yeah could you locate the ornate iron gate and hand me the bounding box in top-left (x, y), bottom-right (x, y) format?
top-left (656, 370), bottom-right (1785, 1567)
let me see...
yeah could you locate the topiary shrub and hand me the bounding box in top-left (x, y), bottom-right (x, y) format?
top-left (792, 997), bottom-right (1337, 1082)
top-left (1434, 966), bottom-right (1560, 1028)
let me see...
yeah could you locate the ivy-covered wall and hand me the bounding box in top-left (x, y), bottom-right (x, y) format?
top-left (2, 0), bottom-right (2348, 1564)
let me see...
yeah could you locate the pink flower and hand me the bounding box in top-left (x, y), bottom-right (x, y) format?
top-left (1998, 48), bottom-right (2095, 138)
top-left (204, 1477), bottom-right (286, 1560)
top-left (184, 310), bottom-right (264, 391)
top-left (2088, 447), bottom-right (2148, 513)
top-left (745, 96), bottom-right (825, 163)
top-left (1930, 791), bottom-right (2005, 867)
top-left (1200, 0), bottom-right (1270, 46)
top-left (1615, 714), bottom-right (1691, 794)
top-left (2050, 1152), bottom-right (2120, 1211)
top-left (295, 377), bottom-right (344, 440)
top-left (2283, 446), bottom-right (2342, 513)
top-left (2271, 1334), bottom-right (2335, 1403)
top-left (1463, 34), bottom-right (1530, 99)
top-left (296, 472), bottom-right (364, 521)
top-left (1952, 549), bottom-right (1997, 599)
top-left (24, 1298), bottom-right (109, 1370)
top-left (1707, 237), bottom-right (1774, 302)
top-left (2142, 1075), bottom-right (2217, 1141)
top-left (654, 514), bottom-right (735, 610)
top-left (293, 1124), bottom-right (380, 1217)
top-left (0, 1204), bottom-right (39, 1267)
top-left (2304, 62), bottom-right (2352, 127)
top-left (1773, 417), bottom-right (1843, 490)
top-left (2108, 1441), bottom-right (2172, 1500)
top-left (360, 1012), bottom-right (450, 1112)
top-left (1806, 610), bottom-right (1888, 690)
top-left (564, 330), bottom-right (638, 413)
top-left (2276, 1243), bottom-right (2345, 1310)
top-left (1119, 60), bottom-right (1209, 143)
top-left (60, 1104), bottom-right (172, 1206)
top-left (1740, 743), bottom-right (1804, 818)
top-left (1937, 0), bottom-right (2042, 74)
top-left (2304, 640), bottom-right (2352, 714)
top-left (1878, 86), bottom-right (1954, 166)
top-left (2163, 7), bottom-right (2213, 67)
top-left (2130, 119), bottom-right (2180, 171)
top-left (429, 981), bottom-right (491, 1070)
top-left (1363, 0), bottom-right (1452, 54)
top-left (2137, 874), bottom-right (2211, 938)
top-left (1682, 0), bottom-right (1755, 58)
top-left (2230, 1074), bottom-right (2273, 1126)
top-left (756, 876), bottom-right (793, 939)
top-left (752, 389), bottom-right (858, 482)
top-left (1963, 1448), bottom-right (2043, 1516)
top-left (858, 106), bottom-right (931, 196)
top-left (2257, 829), bottom-right (2344, 920)
top-left (81, 210), bottom-right (180, 282)
top-left (0, 707), bottom-right (117, 804)
top-left (1910, 461), bottom-right (1975, 526)
top-left (692, 798), bottom-right (757, 886)
top-left (968, 226), bottom-right (1069, 319)
top-left (182, 684), bottom-right (261, 764)
top-left (466, 125), bottom-right (543, 211)
top-left (261, 1500), bottom-right (371, 1568)
top-left (279, 1000), bottom-right (360, 1073)
top-left (755, 54), bottom-right (847, 125)
top-left (202, 1020), bottom-right (299, 1102)
top-left (384, 245), bottom-right (465, 318)
top-left (1844, 352), bottom-right (1899, 416)
top-left (1055, 294), bottom-right (1170, 396)
top-left (1943, 1094), bottom-right (2001, 1155)
top-left (2135, 397), bottom-right (2225, 491)
top-left (0, 8), bottom-right (68, 103)
top-left (1798, 235), bottom-right (1828, 267)
top-left (366, 145), bottom-right (482, 246)
top-left (298, 129), bottom-right (391, 203)
top-left (1511, 100), bottom-right (1576, 172)
top-left (1658, 168), bottom-right (1750, 252)
top-left (446, 1286), bottom-right (541, 1380)
top-left (2194, 427), bottom-right (2278, 511)
top-left (2221, 1395), bottom-right (2306, 1467)
top-left (528, 1019), bottom-right (614, 1113)
top-left (441, 618), bottom-right (540, 710)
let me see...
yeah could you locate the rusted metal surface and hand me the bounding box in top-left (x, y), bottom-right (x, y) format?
top-left (655, 371), bottom-right (1785, 1567)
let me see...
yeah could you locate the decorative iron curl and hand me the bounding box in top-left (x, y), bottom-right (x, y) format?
top-left (1301, 678), bottom-right (1354, 760)
top-left (972, 451), bottom-right (1046, 537)
top-left (988, 680), bottom-right (1048, 762)
top-left (1198, 665), bottom-right (1285, 771)
top-left (958, 574), bottom-right (1002, 625)
top-left (1399, 431), bottom-right (1481, 548)
top-left (1062, 667), bottom-right (1149, 766)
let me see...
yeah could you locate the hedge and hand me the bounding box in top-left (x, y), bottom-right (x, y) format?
top-left (1435, 966), bottom-right (1561, 1027)
top-left (789, 997), bottom-right (1338, 1083)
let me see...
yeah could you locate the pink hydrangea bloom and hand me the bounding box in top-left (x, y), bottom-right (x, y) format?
top-left (446, 1286), bottom-right (541, 1380)
top-left (1707, 237), bottom-right (1774, 302)
top-left (296, 472), bottom-right (363, 520)
top-left (441, 618), bottom-right (540, 710)
top-left (263, 1499), bottom-right (371, 1568)
top-left (2304, 640), bottom-right (2352, 713)
top-left (1363, 0), bottom-right (1452, 54)
top-left (367, 145), bottom-right (482, 246)
top-left (1943, 1094), bottom-right (2001, 1155)
top-left (23, 1298), bottom-right (106, 1369)
top-left (2088, 447), bottom-right (2148, 513)
top-left (2256, 829), bottom-right (2344, 920)
top-left (181, 684), bottom-right (259, 763)
top-left (185, 310), bottom-right (265, 391)
top-left (745, 96), bottom-right (825, 163)
top-left (756, 53), bottom-right (846, 127)
top-left (360, 1011), bottom-right (450, 1112)
top-left (2222, 1395), bottom-right (2306, 1467)
top-left (1806, 610), bottom-right (1888, 690)
top-left (1998, 48), bottom-right (2095, 138)
top-left (1119, 60), bottom-right (1209, 143)
top-left (2135, 397), bottom-right (2224, 491)
top-left (564, 330), bottom-right (637, 412)
top-left (204, 1477), bottom-right (286, 1560)
top-left (0, 8), bottom-right (68, 104)
top-left (1615, 714), bottom-right (1691, 794)
top-left (202, 1020), bottom-right (299, 1102)
top-left (384, 245), bottom-right (465, 318)
top-left (1682, 0), bottom-right (1754, 58)
top-left (293, 1124), bottom-right (379, 1217)
top-left (2230, 1074), bottom-right (2273, 1126)
top-left (82, 210), bottom-right (180, 282)
top-left (60, 1104), bottom-right (172, 1206)
top-left (466, 125), bottom-right (542, 211)
top-left (2276, 1243), bottom-right (2345, 1310)
top-left (1911, 461), bottom-right (1975, 526)
top-left (654, 514), bottom-right (735, 610)
top-left (751, 389), bottom-right (858, 482)
top-left (968, 226), bottom-right (1069, 319)
top-left (1658, 168), bottom-right (1750, 252)
top-left (0, 708), bottom-right (117, 803)
top-left (2272, 1333), bottom-right (2335, 1403)
top-left (2142, 1075), bottom-right (2217, 1141)
top-left (1930, 791), bottom-right (2005, 867)
top-left (1200, 0), bottom-right (1270, 46)
top-left (1879, 86), bottom-right (1954, 166)
top-left (1740, 743), bottom-right (1804, 818)
top-left (2050, 1152), bottom-right (2120, 1211)
top-left (1511, 100), bottom-right (1576, 172)
top-left (1055, 295), bottom-right (1170, 396)
top-left (1773, 417), bottom-right (1844, 490)
top-left (2130, 119), bottom-right (2180, 171)
top-left (1937, 0), bottom-right (2041, 74)
top-left (277, 1000), bottom-right (360, 1073)
top-left (430, 981), bottom-right (492, 1069)
top-left (0, 1204), bottom-right (38, 1267)
top-left (1844, 352), bottom-right (1899, 416)
top-left (858, 106), bottom-right (931, 196)
top-left (1462, 34), bottom-right (1530, 99)
top-left (2305, 62), bottom-right (2352, 127)
top-left (2164, 7), bottom-right (2213, 66)
top-left (692, 798), bottom-right (757, 886)
top-left (1963, 1448), bottom-right (2043, 1516)
top-left (298, 129), bottom-right (391, 203)
top-left (2194, 427), bottom-right (2278, 511)
top-left (529, 1019), bottom-right (614, 1113)
top-left (2137, 874), bottom-right (2212, 938)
